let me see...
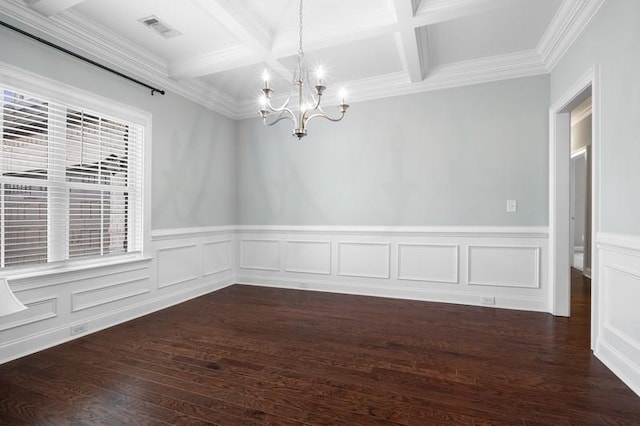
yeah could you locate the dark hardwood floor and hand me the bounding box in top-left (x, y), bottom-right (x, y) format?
top-left (1, 269), bottom-right (639, 425)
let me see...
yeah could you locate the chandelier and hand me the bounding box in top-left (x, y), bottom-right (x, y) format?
top-left (258, 0), bottom-right (350, 139)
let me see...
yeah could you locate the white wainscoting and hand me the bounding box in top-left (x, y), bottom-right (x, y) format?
top-left (235, 226), bottom-right (549, 312)
top-left (157, 244), bottom-right (200, 288)
top-left (240, 239), bottom-right (281, 271)
top-left (337, 242), bottom-right (391, 279)
top-left (468, 246), bottom-right (541, 288)
top-left (595, 233), bottom-right (640, 396)
top-left (285, 240), bottom-right (331, 275)
top-left (0, 226), bottom-right (235, 364)
top-left (398, 244), bottom-right (459, 284)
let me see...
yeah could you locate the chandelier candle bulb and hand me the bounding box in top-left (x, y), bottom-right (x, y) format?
top-left (315, 66), bottom-right (325, 85)
top-left (262, 69), bottom-right (270, 89)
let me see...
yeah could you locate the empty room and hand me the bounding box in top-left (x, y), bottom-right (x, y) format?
top-left (0, 0), bottom-right (639, 424)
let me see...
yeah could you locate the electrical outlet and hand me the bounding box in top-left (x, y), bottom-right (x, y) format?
top-left (506, 200), bottom-right (517, 213)
top-left (70, 323), bottom-right (88, 336)
top-left (481, 296), bottom-right (496, 306)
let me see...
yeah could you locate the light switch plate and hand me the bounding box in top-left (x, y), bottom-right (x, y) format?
top-left (506, 200), bottom-right (517, 213)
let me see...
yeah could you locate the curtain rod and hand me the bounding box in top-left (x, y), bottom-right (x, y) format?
top-left (0, 20), bottom-right (166, 96)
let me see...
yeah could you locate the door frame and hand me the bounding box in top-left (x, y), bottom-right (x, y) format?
top-left (548, 65), bottom-right (600, 349)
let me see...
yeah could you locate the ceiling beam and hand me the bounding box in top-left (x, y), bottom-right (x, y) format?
top-left (26, 0), bottom-right (87, 17)
top-left (179, 0), bottom-right (291, 81)
top-left (412, 0), bottom-right (514, 27)
top-left (392, 0), bottom-right (425, 83)
top-left (171, 0), bottom-right (515, 81)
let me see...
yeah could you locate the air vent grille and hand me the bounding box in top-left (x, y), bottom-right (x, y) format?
top-left (139, 15), bottom-right (182, 39)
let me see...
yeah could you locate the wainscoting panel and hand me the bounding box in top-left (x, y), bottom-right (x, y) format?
top-left (235, 226), bottom-right (549, 312)
top-left (203, 240), bottom-right (233, 276)
top-left (604, 265), bottom-right (640, 346)
top-left (0, 227), bottom-right (234, 365)
top-left (71, 278), bottom-right (151, 312)
top-left (0, 297), bottom-right (57, 332)
top-left (338, 242), bottom-right (391, 279)
top-left (596, 233), bottom-right (640, 396)
top-left (468, 246), bottom-right (540, 288)
top-left (398, 244), bottom-right (459, 283)
top-left (157, 244), bottom-right (199, 288)
top-left (240, 239), bottom-right (281, 271)
top-left (285, 241), bottom-right (331, 275)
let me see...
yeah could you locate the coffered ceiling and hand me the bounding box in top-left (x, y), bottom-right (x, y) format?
top-left (0, 0), bottom-right (606, 119)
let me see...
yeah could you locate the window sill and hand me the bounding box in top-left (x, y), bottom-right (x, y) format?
top-left (2, 254), bottom-right (153, 284)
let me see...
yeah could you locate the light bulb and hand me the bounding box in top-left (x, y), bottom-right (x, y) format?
top-left (315, 66), bottom-right (325, 84)
top-left (339, 87), bottom-right (348, 104)
top-left (262, 69), bottom-right (270, 88)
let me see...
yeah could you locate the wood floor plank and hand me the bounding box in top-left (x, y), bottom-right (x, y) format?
top-left (1, 269), bottom-right (639, 425)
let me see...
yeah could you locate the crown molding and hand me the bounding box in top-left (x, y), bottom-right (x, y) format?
top-left (237, 50), bottom-right (547, 119)
top-left (537, 0), bottom-right (607, 71)
top-left (0, 0), bottom-right (240, 118)
top-left (169, 45), bottom-right (256, 80)
top-left (1, 0), bottom-right (608, 121)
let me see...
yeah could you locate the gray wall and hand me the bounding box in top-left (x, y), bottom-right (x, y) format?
top-left (551, 0), bottom-right (640, 236)
top-left (0, 26), bottom-right (236, 230)
top-left (236, 76), bottom-right (550, 226)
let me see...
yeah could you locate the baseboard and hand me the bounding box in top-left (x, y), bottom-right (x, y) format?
top-left (0, 274), bottom-right (233, 365)
top-left (235, 275), bottom-right (548, 313)
top-left (596, 338), bottom-right (640, 396)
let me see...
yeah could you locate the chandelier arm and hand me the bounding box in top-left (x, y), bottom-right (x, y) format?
top-left (264, 111), bottom-right (296, 127)
top-left (266, 96), bottom-right (291, 113)
top-left (304, 110), bottom-right (346, 125)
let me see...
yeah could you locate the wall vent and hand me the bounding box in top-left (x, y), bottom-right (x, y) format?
top-left (138, 15), bottom-right (182, 39)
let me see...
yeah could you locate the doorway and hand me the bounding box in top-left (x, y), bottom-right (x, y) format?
top-left (549, 66), bottom-right (599, 350)
top-left (570, 96), bottom-right (592, 278)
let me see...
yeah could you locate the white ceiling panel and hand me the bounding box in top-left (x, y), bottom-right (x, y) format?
top-left (200, 63), bottom-right (292, 101)
top-left (279, 34), bottom-right (404, 85)
top-left (427, 0), bottom-right (562, 66)
top-left (72, 0), bottom-right (240, 61)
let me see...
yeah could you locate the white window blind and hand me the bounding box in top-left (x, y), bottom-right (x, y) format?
top-left (0, 88), bottom-right (143, 268)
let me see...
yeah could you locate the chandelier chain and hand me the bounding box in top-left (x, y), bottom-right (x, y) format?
top-left (297, 0), bottom-right (304, 71)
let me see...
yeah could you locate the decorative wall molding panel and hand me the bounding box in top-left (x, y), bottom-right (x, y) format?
top-left (0, 297), bottom-right (57, 332)
top-left (157, 244), bottom-right (200, 289)
top-left (337, 242), bottom-right (391, 279)
top-left (398, 243), bottom-right (459, 284)
top-left (71, 277), bottom-right (151, 313)
top-left (203, 240), bottom-right (233, 276)
top-left (235, 226), bottom-right (549, 313)
top-left (0, 228), bottom-right (235, 364)
top-left (284, 240), bottom-right (332, 275)
top-left (595, 233), bottom-right (640, 396)
top-left (468, 246), bottom-right (541, 288)
top-left (239, 239), bottom-right (281, 271)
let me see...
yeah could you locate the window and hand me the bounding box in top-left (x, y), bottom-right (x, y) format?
top-left (0, 86), bottom-right (144, 268)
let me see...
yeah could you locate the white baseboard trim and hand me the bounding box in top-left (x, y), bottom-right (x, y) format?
top-left (596, 338), bottom-right (640, 397)
top-left (235, 275), bottom-right (548, 313)
top-left (0, 274), bottom-right (233, 365)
